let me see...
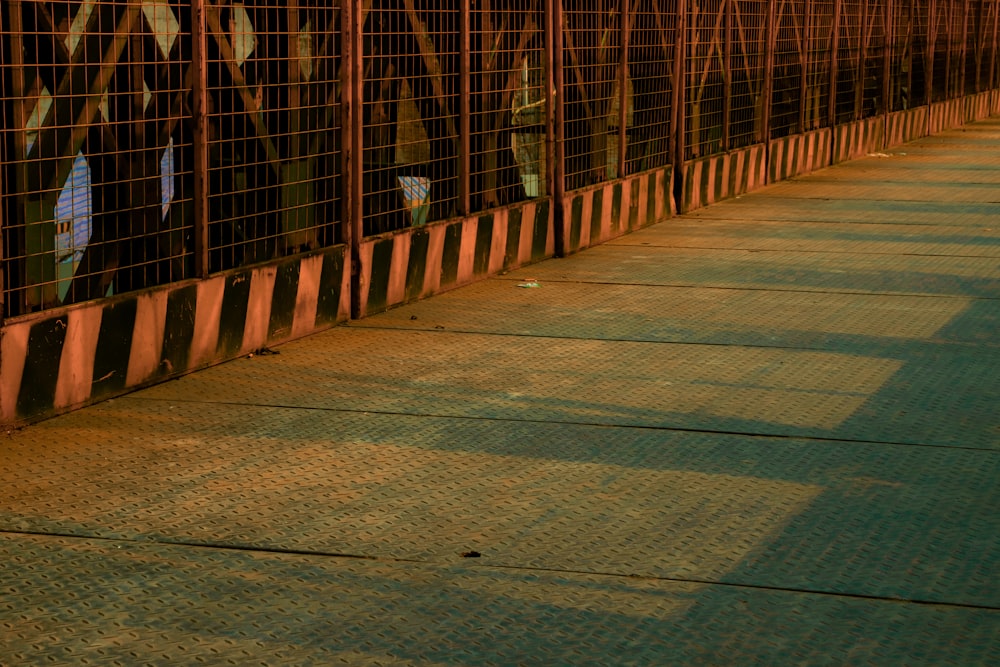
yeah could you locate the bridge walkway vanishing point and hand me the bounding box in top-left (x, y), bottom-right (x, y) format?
top-left (1, 117), bottom-right (998, 665)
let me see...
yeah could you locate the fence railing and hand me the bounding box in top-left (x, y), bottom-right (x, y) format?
top-left (2, 0), bottom-right (998, 318)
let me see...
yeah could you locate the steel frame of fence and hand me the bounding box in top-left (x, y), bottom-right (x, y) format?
top-left (2, 0), bottom-right (1000, 322)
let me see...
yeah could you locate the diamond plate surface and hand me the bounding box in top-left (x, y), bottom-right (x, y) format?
top-left (3, 535), bottom-right (996, 666)
top-left (613, 219), bottom-right (1000, 257)
top-left (4, 117), bottom-right (1000, 663)
top-left (2, 399), bottom-right (998, 607)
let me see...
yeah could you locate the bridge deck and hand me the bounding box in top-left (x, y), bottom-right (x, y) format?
top-left (2, 117), bottom-right (998, 665)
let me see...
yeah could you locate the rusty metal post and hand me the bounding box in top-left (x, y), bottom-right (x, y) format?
top-left (761, 0), bottom-right (777, 144)
top-left (855, 0), bottom-right (869, 120)
top-left (459, 0), bottom-right (472, 215)
top-left (673, 0), bottom-right (688, 205)
top-left (800, 0), bottom-right (813, 131)
top-left (191, 0), bottom-right (210, 278)
top-left (722, 0), bottom-right (732, 149)
top-left (550, 0), bottom-right (566, 255)
top-left (883, 0), bottom-right (893, 114)
top-left (618, 0), bottom-right (631, 178)
top-left (926, 0), bottom-right (937, 106)
top-left (959, 0), bottom-right (969, 96)
top-left (344, 0), bottom-right (363, 318)
top-left (991, 0), bottom-right (1000, 90)
top-left (829, 0), bottom-right (843, 128)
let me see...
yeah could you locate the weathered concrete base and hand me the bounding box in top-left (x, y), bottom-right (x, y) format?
top-left (769, 128), bottom-right (833, 183)
top-left (562, 166), bottom-right (673, 255)
top-left (681, 144), bottom-right (767, 213)
top-left (833, 116), bottom-right (886, 164)
top-left (0, 246), bottom-right (350, 424)
top-left (356, 199), bottom-right (553, 318)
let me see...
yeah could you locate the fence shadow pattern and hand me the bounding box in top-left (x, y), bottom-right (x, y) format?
top-left (1, 0), bottom-right (999, 423)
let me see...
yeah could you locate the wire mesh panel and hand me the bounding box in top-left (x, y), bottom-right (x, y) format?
top-left (363, 3), bottom-right (460, 236)
top-left (1, 1), bottom-right (194, 315)
top-left (471, 0), bottom-right (547, 211)
top-left (964, 0), bottom-right (978, 94)
top-left (685, 0), bottom-right (726, 158)
top-left (206, 1), bottom-right (342, 270)
top-left (805, 0), bottom-right (835, 129)
top-left (728, 0), bottom-right (766, 148)
top-left (930, 0), bottom-right (954, 101)
top-left (910, 0), bottom-right (931, 105)
top-left (562, 0), bottom-right (622, 191)
top-left (861, 0), bottom-right (887, 118)
top-left (987, 1), bottom-right (1000, 90)
top-left (626, 0), bottom-right (677, 174)
top-left (889, 0), bottom-right (913, 110)
top-left (771, 0), bottom-right (806, 138)
top-left (835, 0), bottom-right (863, 123)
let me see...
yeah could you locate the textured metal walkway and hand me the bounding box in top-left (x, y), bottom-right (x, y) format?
top-left (3, 120), bottom-right (1000, 665)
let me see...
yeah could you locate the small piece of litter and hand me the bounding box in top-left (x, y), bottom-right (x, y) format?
top-left (868, 152), bottom-right (892, 158)
top-left (517, 281), bottom-right (542, 288)
top-left (460, 551), bottom-right (482, 558)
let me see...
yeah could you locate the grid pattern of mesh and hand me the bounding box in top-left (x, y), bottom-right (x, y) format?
top-left (806, 0), bottom-right (835, 129)
top-left (4, 1), bottom-right (1000, 315)
top-left (772, 0), bottom-right (807, 138)
top-left (627, 0), bottom-right (678, 174)
top-left (685, 0), bottom-right (726, 159)
top-left (835, 0), bottom-right (863, 123)
top-left (1, 1), bottom-right (194, 314)
top-left (562, 1), bottom-right (622, 191)
top-left (471, 1), bottom-right (547, 210)
top-left (861, 0), bottom-right (887, 119)
top-left (363, 4), bottom-right (460, 236)
top-left (728, 0), bottom-right (766, 148)
top-left (206, 1), bottom-right (342, 271)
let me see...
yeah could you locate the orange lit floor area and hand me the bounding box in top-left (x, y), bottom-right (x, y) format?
top-left (2, 119), bottom-right (999, 665)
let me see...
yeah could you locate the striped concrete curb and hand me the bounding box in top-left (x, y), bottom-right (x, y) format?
top-left (885, 108), bottom-right (929, 149)
top-left (768, 128), bottom-right (833, 183)
top-left (833, 116), bottom-right (886, 164)
top-left (356, 200), bottom-right (553, 318)
top-left (681, 144), bottom-right (767, 213)
top-left (1, 247), bottom-right (350, 423)
top-left (562, 167), bottom-right (673, 255)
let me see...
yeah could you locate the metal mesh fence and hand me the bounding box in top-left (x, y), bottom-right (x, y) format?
top-left (806, 0), bottom-right (835, 129)
top-left (471, 1), bottom-right (547, 210)
top-left (772, 0), bottom-right (806, 138)
top-left (861, 0), bottom-right (887, 118)
top-left (4, 1), bottom-right (1000, 316)
top-left (206, 1), bottom-right (342, 270)
top-left (562, 1), bottom-right (622, 191)
top-left (911, 0), bottom-right (931, 105)
top-left (1, 0), bottom-right (194, 314)
top-left (835, 0), bottom-right (863, 123)
top-left (363, 3), bottom-right (460, 236)
top-left (729, 0), bottom-right (766, 148)
top-left (626, 0), bottom-right (677, 174)
top-left (685, 0), bottom-right (726, 159)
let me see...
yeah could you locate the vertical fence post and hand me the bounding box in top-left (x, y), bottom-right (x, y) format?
top-left (829, 0), bottom-right (843, 128)
top-left (191, 0), bottom-right (210, 278)
top-left (459, 0), bottom-right (472, 215)
top-left (344, 0), bottom-right (363, 318)
top-left (855, 0), bottom-right (869, 120)
top-left (550, 0), bottom-right (566, 256)
top-left (618, 0), bottom-right (631, 179)
top-left (672, 0), bottom-right (687, 206)
top-left (761, 0), bottom-right (777, 145)
top-left (722, 0), bottom-right (732, 149)
top-left (883, 0), bottom-right (893, 116)
top-left (800, 0), bottom-right (813, 132)
top-left (949, 0), bottom-right (972, 98)
top-left (988, 0), bottom-right (1000, 89)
